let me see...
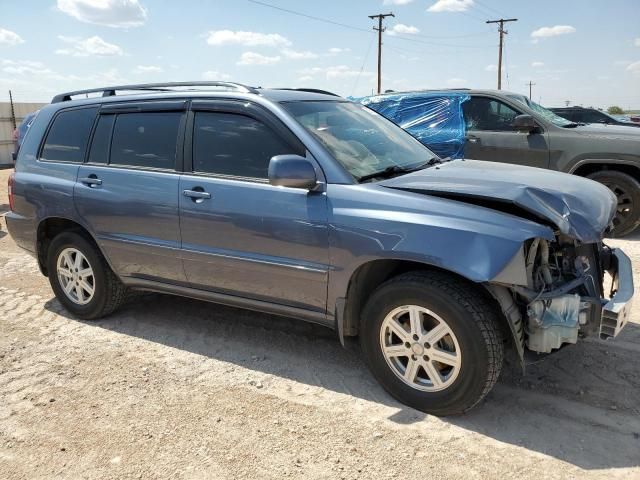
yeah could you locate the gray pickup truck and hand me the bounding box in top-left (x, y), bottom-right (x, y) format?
top-left (6, 82), bottom-right (634, 415)
top-left (361, 89), bottom-right (640, 236)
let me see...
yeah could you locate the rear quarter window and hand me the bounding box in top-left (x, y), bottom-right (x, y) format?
top-left (41, 107), bottom-right (98, 163)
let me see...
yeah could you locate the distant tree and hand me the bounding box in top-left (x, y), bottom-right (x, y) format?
top-left (607, 106), bottom-right (624, 115)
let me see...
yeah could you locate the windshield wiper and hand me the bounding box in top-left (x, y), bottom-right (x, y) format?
top-left (562, 122), bottom-right (584, 128)
top-left (357, 157), bottom-right (440, 183)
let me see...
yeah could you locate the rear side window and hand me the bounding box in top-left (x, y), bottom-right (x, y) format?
top-left (193, 112), bottom-right (295, 178)
top-left (41, 107), bottom-right (97, 162)
top-left (110, 112), bottom-right (181, 169)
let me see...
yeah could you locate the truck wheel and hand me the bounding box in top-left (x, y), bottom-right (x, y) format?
top-left (47, 231), bottom-right (127, 320)
top-left (588, 170), bottom-right (640, 237)
top-left (360, 271), bottom-right (503, 416)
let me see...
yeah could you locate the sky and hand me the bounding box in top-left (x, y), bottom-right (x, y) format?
top-left (0, 0), bottom-right (639, 109)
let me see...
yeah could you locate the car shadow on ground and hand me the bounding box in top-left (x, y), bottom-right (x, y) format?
top-left (616, 230), bottom-right (640, 241)
top-left (46, 293), bottom-right (640, 471)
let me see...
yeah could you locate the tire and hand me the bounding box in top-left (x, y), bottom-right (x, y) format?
top-left (360, 270), bottom-right (503, 416)
top-left (587, 170), bottom-right (640, 237)
top-left (47, 231), bottom-right (127, 320)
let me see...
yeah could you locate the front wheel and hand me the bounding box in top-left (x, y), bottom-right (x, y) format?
top-left (360, 271), bottom-right (503, 416)
top-left (588, 170), bottom-right (640, 237)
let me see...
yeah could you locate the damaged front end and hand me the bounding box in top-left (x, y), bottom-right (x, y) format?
top-left (492, 236), bottom-right (634, 356)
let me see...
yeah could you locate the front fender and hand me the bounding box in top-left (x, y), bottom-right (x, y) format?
top-left (326, 184), bottom-right (554, 308)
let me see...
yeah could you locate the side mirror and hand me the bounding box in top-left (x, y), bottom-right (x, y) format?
top-left (512, 114), bottom-right (537, 132)
top-left (268, 154), bottom-right (318, 190)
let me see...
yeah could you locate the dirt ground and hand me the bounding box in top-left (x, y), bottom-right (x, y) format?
top-left (1, 166), bottom-right (639, 480)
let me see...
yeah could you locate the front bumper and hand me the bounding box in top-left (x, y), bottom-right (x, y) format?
top-left (601, 248), bottom-right (634, 339)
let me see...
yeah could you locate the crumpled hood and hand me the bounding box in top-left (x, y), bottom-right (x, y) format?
top-left (379, 159), bottom-right (617, 243)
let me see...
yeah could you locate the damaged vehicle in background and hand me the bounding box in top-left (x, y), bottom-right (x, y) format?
top-left (360, 89), bottom-right (640, 237)
top-left (6, 82), bottom-right (634, 416)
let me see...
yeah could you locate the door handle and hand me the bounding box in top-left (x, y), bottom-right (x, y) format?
top-left (183, 189), bottom-right (211, 201)
top-left (79, 176), bottom-right (102, 187)
top-left (465, 135), bottom-right (480, 144)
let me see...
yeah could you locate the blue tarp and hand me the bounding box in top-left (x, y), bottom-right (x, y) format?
top-left (357, 92), bottom-right (470, 159)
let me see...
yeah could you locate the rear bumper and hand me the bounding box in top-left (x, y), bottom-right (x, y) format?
top-left (4, 211), bottom-right (37, 255)
top-left (601, 248), bottom-right (634, 339)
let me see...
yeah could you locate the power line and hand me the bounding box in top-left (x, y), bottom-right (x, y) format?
top-left (486, 18), bottom-right (517, 90)
top-left (247, 0), bottom-right (371, 33)
top-left (351, 34), bottom-right (376, 96)
top-left (368, 12), bottom-right (395, 94)
top-left (474, 0), bottom-right (506, 18)
top-left (248, 0), bottom-right (494, 46)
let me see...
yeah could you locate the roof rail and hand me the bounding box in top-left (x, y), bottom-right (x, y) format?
top-left (51, 81), bottom-right (260, 103)
top-left (275, 88), bottom-right (341, 97)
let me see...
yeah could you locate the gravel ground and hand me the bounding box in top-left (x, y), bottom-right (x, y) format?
top-left (1, 167), bottom-right (639, 479)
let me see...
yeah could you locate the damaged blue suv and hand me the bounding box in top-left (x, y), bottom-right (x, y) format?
top-left (6, 82), bottom-right (634, 415)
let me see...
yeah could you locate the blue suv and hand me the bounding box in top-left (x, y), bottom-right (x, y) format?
top-left (6, 82), bottom-right (634, 415)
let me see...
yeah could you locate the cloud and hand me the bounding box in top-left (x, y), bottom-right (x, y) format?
top-left (531, 61), bottom-right (544, 68)
top-left (627, 61), bottom-right (640, 74)
top-left (383, 0), bottom-right (414, 4)
top-left (202, 70), bottom-right (231, 81)
top-left (237, 51), bottom-right (281, 66)
top-left (281, 48), bottom-right (318, 60)
top-left (446, 77), bottom-right (467, 87)
top-left (485, 64), bottom-right (498, 72)
top-left (327, 47), bottom-right (350, 55)
top-left (57, 0), bottom-right (147, 28)
top-left (0, 28), bottom-right (24, 46)
top-left (428, 0), bottom-right (474, 13)
top-left (388, 24), bottom-right (420, 36)
top-left (56, 35), bottom-right (123, 56)
top-left (134, 65), bottom-right (163, 74)
top-left (206, 30), bottom-right (290, 47)
top-left (298, 75), bottom-right (314, 82)
top-left (1, 60), bottom-right (55, 76)
top-left (300, 65), bottom-right (373, 80)
top-left (635, 38), bottom-right (640, 47)
top-left (531, 25), bottom-right (576, 39)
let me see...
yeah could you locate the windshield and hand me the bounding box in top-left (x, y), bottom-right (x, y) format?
top-left (283, 101), bottom-right (437, 180)
top-left (508, 94), bottom-right (573, 127)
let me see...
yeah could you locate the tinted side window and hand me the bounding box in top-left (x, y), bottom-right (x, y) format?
top-left (193, 112), bottom-right (295, 178)
top-left (41, 107), bottom-right (97, 162)
top-left (462, 98), bottom-right (520, 131)
top-left (110, 112), bottom-right (181, 169)
top-left (88, 115), bottom-right (115, 164)
top-left (580, 110), bottom-right (607, 123)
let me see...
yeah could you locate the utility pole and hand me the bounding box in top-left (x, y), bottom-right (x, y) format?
top-left (526, 81), bottom-right (536, 100)
top-left (486, 18), bottom-right (517, 90)
top-left (564, 100), bottom-right (571, 107)
top-left (8, 90), bottom-right (17, 130)
top-left (368, 12), bottom-right (394, 94)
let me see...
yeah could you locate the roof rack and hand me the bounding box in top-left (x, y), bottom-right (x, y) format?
top-left (51, 81), bottom-right (260, 103)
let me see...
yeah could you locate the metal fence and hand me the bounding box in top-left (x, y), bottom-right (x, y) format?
top-left (0, 101), bottom-right (47, 166)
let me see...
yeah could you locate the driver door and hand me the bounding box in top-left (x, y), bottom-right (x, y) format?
top-left (462, 96), bottom-right (550, 168)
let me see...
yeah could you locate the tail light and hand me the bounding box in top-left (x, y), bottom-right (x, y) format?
top-left (8, 172), bottom-right (15, 211)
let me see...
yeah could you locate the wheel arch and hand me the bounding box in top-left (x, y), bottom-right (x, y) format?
top-left (336, 259), bottom-right (512, 349)
top-left (570, 160), bottom-right (640, 182)
top-left (36, 216), bottom-right (111, 276)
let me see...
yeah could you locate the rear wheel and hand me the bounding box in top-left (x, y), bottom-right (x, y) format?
top-left (588, 170), bottom-right (640, 237)
top-left (47, 231), bottom-right (127, 319)
top-left (360, 271), bottom-right (503, 416)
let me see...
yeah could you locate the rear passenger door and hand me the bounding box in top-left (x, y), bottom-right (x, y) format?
top-left (74, 101), bottom-right (187, 283)
top-left (179, 100), bottom-right (329, 312)
top-left (462, 96), bottom-right (550, 168)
